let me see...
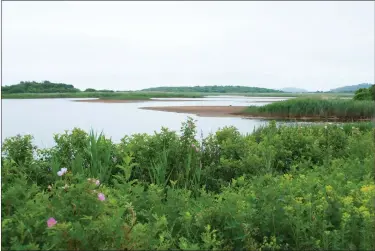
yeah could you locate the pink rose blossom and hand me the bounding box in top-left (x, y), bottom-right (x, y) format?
top-left (47, 217), bottom-right (57, 228)
top-left (98, 193), bottom-right (105, 201)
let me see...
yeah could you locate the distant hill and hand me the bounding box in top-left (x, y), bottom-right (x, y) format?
top-left (329, 83), bottom-right (372, 93)
top-left (1, 81), bottom-right (80, 94)
top-left (281, 87), bottom-right (308, 93)
top-left (141, 85), bottom-right (283, 93)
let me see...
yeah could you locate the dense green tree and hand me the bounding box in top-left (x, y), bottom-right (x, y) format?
top-left (353, 86), bottom-right (374, 101)
top-left (84, 88), bottom-right (97, 92)
top-left (1, 81), bottom-right (81, 94)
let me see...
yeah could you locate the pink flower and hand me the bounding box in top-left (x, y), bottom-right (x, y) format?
top-left (98, 193), bottom-right (105, 201)
top-left (95, 180), bottom-right (100, 186)
top-left (47, 217), bottom-right (57, 228)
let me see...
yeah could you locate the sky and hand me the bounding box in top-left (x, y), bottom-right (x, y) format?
top-left (2, 1), bottom-right (374, 92)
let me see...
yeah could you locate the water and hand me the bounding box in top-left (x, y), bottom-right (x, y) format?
top-left (2, 96), bottom-right (289, 148)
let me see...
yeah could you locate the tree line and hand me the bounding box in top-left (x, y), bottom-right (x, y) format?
top-left (1, 81), bottom-right (115, 94)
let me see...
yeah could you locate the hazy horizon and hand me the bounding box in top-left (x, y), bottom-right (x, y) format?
top-left (3, 1), bottom-right (374, 92)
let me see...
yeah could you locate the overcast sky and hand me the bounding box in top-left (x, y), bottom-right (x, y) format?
top-left (3, 1), bottom-right (374, 91)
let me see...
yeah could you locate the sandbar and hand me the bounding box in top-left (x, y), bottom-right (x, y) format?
top-left (139, 106), bottom-right (248, 117)
top-left (139, 106), bottom-right (372, 121)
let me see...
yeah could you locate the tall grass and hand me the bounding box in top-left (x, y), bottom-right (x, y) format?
top-left (87, 130), bottom-right (113, 184)
top-left (244, 98), bottom-right (375, 121)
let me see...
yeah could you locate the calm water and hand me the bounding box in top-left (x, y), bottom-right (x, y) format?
top-left (2, 96), bottom-right (290, 148)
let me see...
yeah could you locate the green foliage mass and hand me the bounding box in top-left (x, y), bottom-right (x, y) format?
top-left (1, 81), bottom-right (80, 94)
top-left (2, 119), bottom-right (375, 250)
top-left (141, 85), bottom-right (283, 93)
top-left (244, 98), bottom-right (375, 121)
top-left (353, 84), bottom-right (375, 101)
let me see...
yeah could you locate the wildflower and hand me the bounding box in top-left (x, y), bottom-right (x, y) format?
top-left (57, 167), bottom-right (68, 176)
top-left (342, 196), bottom-right (353, 206)
top-left (325, 185), bottom-right (333, 192)
top-left (47, 185), bottom-right (52, 191)
top-left (47, 217), bottom-right (57, 228)
top-left (358, 206), bottom-right (371, 219)
top-left (61, 184), bottom-right (69, 190)
top-left (98, 193), bottom-right (105, 201)
top-left (360, 184), bottom-right (375, 193)
top-left (88, 178), bottom-right (100, 186)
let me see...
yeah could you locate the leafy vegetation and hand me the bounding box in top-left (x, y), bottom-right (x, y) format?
top-left (353, 84), bottom-right (375, 101)
top-left (84, 88), bottom-right (114, 93)
top-left (329, 83), bottom-right (373, 93)
top-left (243, 98), bottom-right (375, 121)
top-left (2, 118), bottom-right (374, 250)
top-left (141, 85), bottom-right (284, 93)
top-left (1, 81), bottom-right (80, 94)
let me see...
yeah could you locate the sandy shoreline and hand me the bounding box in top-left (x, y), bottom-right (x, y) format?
top-left (139, 106), bottom-right (372, 121)
top-left (139, 106), bottom-right (248, 117)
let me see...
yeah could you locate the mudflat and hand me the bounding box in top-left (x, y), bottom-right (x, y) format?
top-left (139, 106), bottom-right (248, 117)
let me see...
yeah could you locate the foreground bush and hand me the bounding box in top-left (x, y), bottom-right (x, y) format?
top-left (1, 119), bottom-right (374, 250)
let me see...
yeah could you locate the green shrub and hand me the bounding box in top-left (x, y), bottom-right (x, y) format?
top-left (2, 119), bottom-right (374, 250)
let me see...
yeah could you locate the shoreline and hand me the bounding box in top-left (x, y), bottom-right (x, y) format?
top-left (139, 106), bottom-right (248, 117)
top-left (73, 98), bottom-right (201, 103)
top-left (73, 98), bottom-right (278, 104)
top-left (139, 105), bottom-right (373, 121)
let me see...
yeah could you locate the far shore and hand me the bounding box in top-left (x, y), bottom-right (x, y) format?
top-left (73, 98), bottom-right (200, 103)
top-left (139, 105), bottom-right (373, 121)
